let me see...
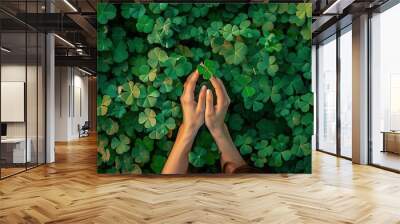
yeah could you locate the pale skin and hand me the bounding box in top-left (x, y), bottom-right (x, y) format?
top-left (162, 70), bottom-right (247, 174)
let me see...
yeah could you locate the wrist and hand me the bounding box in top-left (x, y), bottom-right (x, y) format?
top-left (209, 123), bottom-right (228, 139)
top-left (179, 123), bottom-right (199, 139)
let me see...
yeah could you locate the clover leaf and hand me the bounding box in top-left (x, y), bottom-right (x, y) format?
top-left (137, 86), bottom-right (160, 108)
top-left (127, 37), bottom-right (145, 53)
top-left (294, 93), bottom-right (313, 112)
top-left (197, 59), bottom-right (217, 80)
top-left (269, 152), bottom-right (283, 167)
top-left (148, 115), bottom-right (176, 139)
top-left (136, 15), bottom-right (154, 33)
top-left (97, 3), bottom-right (116, 24)
top-left (155, 74), bottom-right (174, 93)
top-left (164, 56), bottom-right (192, 78)
top-left (288, 111), bottom-right (301, 128)
top-left (138, 108), bottom-right (157, 129)
top-left (97, 34), bottom-right (112, 52)
top-left (189, 146), bottom-right (207, 168)
top-left (207, 21), bottom-right (223, 37)
top-left (150, 155), bottom-right (166, 174)
top-left (221, 24), bottom-right (240, 41)
top-left (224, 42), bottom-right (247, 65)
top-left (108, 102), bottom-right (127, 119)
top-left (104, 118), bottom-right (119, 136)
top-left (147, 17), bottom-right (174, 48)
top-left (148, 47), bottom-right (168, 68)
top-left (296, 3), bottom-right (312, 20)
top-left (228, 113), bottom-right (244, 131)
top-left (113, 41), bottom-right (128, 63)
top-left (242, 86), bottom-right (256, 98)
top-left (267, 56), bottom-right (279, 76)
top-left (121, 3), bottom-right (145, 19)
top-left (111, 134), bottom-right (131, 155)
top-left (120, 81), bottom-right (141, 105)
top-left (251, 153), bottom-right (267, 168)
top-left (137, 65), bottom-right (157, 83)
top-left (291, 135), bottom-right (311, 157)
top-left (97, 95), bottom-right (111, 116)
top-left (132, 138), bottom-right (152, 164)
top-left (234, 134), bottom-right (253, 155)
top-left (149, 3), bottom-right (168, 14)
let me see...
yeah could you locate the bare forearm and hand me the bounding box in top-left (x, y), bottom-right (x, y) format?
top-left (211, 124), bottom-right (246, 169)
top-left (162, 124), bottom-right (197, 174)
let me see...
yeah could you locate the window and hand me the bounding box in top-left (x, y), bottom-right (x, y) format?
top-left (370, 3), bottom-right (400, 171)
top-left (339, 27), bottom-right (352, 158)
top-left (317, 35), bottom-right (337, 154)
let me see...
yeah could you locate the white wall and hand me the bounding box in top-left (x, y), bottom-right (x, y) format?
top-left (54, 67), bottom-right (89, 141)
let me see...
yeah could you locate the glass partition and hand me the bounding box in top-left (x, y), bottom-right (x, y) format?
top-left (0, 1), bottom-right (46, 179)
top-left (317, 35), bottom-right (337, 154)
top-left (370, 4), bottom-right (400, 171)
top-left (339, 27), bottom-right (352, 158)
top-left (1, 30), bottom-right (28, 177)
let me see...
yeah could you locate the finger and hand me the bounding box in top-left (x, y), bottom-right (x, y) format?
top-left (206, 89), bottom-right (214, 115)
top-left (210, 76), bottom-right (228, 109)
top-left (196, 85), bottom-right (207, 112)
top-left (183, 70), bottom-right (199, 100)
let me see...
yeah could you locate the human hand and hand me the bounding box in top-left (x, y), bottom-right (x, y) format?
top-left (205, 76), bottom-right (231, 138)
top-left (180, 70), bottom-right (207, 134)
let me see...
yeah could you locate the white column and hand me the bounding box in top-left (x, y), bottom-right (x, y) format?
top-left (46, 32), bottom-right (55, 163)
top-left (352, 14), bottom-right (369, 164)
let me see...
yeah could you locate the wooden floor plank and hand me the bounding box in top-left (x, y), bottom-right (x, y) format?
top-left (0, 135), bottom-right (400, 223)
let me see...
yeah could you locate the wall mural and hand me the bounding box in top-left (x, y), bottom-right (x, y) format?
top-left (97, 3), bottom-right (312, 174)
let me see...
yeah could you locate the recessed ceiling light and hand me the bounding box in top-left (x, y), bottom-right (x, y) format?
top-left (77, 67), bottom-right (92, 76)
top-left (63, 0), bottom-right (78, 12)
top-left (1, 47), bottom-right (11, 53)
top-left (54, 34), bottom-right (75, 48)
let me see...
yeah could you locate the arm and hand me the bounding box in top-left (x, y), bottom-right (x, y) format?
top-left (162, 70), bottom-right (206, 174)
top-left (205, 77), bottom-right (247, 173)
top-left (161, 124), bottom-right (197, 174)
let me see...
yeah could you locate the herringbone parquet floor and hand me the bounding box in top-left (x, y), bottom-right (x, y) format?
top-left (1, 135), bottom-right (400, 224)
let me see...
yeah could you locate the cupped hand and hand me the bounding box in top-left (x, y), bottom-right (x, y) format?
top-left (180, 70), bottom-right (207, 133)
top-left (205, 76), bottom-right (231, 137)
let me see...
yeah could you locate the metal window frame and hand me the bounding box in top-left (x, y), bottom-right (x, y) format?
top-left (315, 22), bottom-right (353, 161)
top-left (0, 0), bottom-right (48, 180)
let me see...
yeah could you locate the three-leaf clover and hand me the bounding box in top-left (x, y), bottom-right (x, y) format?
top-left (136, 15), bottom-right (154, 33)
top-left (197, 59), bottom-right (217, 80)
top-left (138, 108), bottom-right (157, 129)
top-left (221, 24), bottom-right (240, 41)
top-left (111, 134), bottom-right (131, 155)
top-left (120, 81), bottom-right (141, 105)
top-left (137, 86), bottom-right (160, 108)
top-left (189, 146), bottom-right (207, 167)
top-left (224, 42), bottom-right (248, 65)
top-left (148, 47), bottom-right (168, 68)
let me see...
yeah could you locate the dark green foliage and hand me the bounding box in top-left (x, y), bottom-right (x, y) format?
top-left (97, 3), bottom-right (312, 174)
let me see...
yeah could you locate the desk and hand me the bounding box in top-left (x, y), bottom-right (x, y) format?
top-left (382, 131), bottom-right (400, 155)
top-left (1, 138), bottom-right (31, 163)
